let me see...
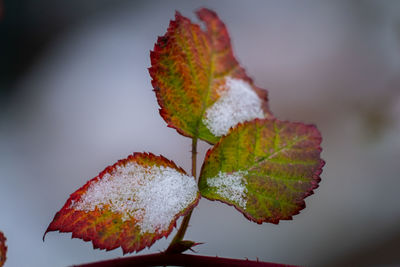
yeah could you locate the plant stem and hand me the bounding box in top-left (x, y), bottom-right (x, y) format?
top-left (166, 138), bottom-right (197, 253)
top-left (73, 252), bottom-right (289, 267)
top-left (191, 137), bottom-right (197, 178)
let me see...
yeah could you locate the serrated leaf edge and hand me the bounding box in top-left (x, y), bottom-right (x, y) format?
top-left (199, 118), bottom-right (325, 224)
top-left (149, 9), bottom-right (273, 144)
top-left (44, 152), bottom-right (201, 254)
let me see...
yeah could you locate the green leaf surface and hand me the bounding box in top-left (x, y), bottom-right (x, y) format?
top-left (149, 8), bottom-right (272, 144)
top-left (44, 153), bottom-right (200, 254)
top-left (199, 119), bottom-right (324, 223)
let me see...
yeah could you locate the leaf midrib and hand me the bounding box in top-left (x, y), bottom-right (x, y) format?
top-left (251, 136), bottom-right (309, 170)
top-left (195, 48), bottom-right (215, 137)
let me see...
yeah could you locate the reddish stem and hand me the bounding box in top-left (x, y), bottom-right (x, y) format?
top-left (73, 252), bottom-right (292, 267)
top-left (165, 138), bottom-right (198, 252)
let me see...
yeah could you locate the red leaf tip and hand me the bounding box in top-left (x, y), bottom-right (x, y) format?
top-left (0, 231), bottom-right (6, 267)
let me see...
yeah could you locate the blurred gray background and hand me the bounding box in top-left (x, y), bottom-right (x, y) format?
top-left (1, 0), bottom-right (400, 266)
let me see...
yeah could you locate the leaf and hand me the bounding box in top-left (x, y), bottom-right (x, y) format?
top-left (0, 232), bottom-right (6, 267)
top-left (165, 240), bottom-right (203, 254)
top-left (149, 8), bottom-right (272, 144)
top-left (44, 153), bottom-right (200, 254)
top-left (198, 119), bottom-right (324, 224)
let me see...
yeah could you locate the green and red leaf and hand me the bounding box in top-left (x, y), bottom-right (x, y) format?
top-left (149, 8), bottom-right (272, 144)
top-left (45, 153), bottom-right (200, 254)
top-left (0, 231), bottom-right (6, 267)
top-left (199, 119), bottom-right (324, 224)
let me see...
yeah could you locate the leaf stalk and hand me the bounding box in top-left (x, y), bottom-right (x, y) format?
top-left (165, 137), bottom-right (198, 253)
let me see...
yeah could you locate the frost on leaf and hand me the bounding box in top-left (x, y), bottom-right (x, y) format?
top-left (206, 171), bottom-right (248, 209)
top-left (0, 231), bottom-right (6, 267)
top-left (203, 77), bottom-right (264, 136)
top-left (44, 153), bottom-right (200, 254)
top-left (199, 119), bottom-right (324, 224)
top-left (149, 8), bottom-right (272, 144)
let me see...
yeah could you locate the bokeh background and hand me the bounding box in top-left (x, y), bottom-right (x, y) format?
top-left (1, 0), bottom-right (400, 266)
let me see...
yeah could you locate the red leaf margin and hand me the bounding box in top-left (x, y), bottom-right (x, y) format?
top-left (44, 152), bottom-right (200, 254)
top-left (199, 118), bottom-right (325, 224)
top-left (149, 8), bottom-right (272, 143)
top-left (0, 231), bottom-right (6, 267)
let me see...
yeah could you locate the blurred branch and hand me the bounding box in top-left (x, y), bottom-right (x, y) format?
top-left (73, 252), bottom-right (291, 267)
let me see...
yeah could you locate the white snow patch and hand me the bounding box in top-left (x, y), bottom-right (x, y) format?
top-left (207, 170), bottom-right (248, 209)
top-left (72, 162), bottom-right (198, 234)
top-left (203, 77), bottom-right (264, 136)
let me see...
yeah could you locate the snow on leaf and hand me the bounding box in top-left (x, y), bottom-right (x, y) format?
top-left (0, 232), bottom-right (6, 267)
top-left (203, 77), bottom-right (265, 136)
top-left (44, 153), bottom-right (200, 254)
top-left (206, 170), bottom-right (248, 209)
top-left (149, 8), bottom-right (272, 144)
top-left (199, 119), bottom-right (324, 224)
